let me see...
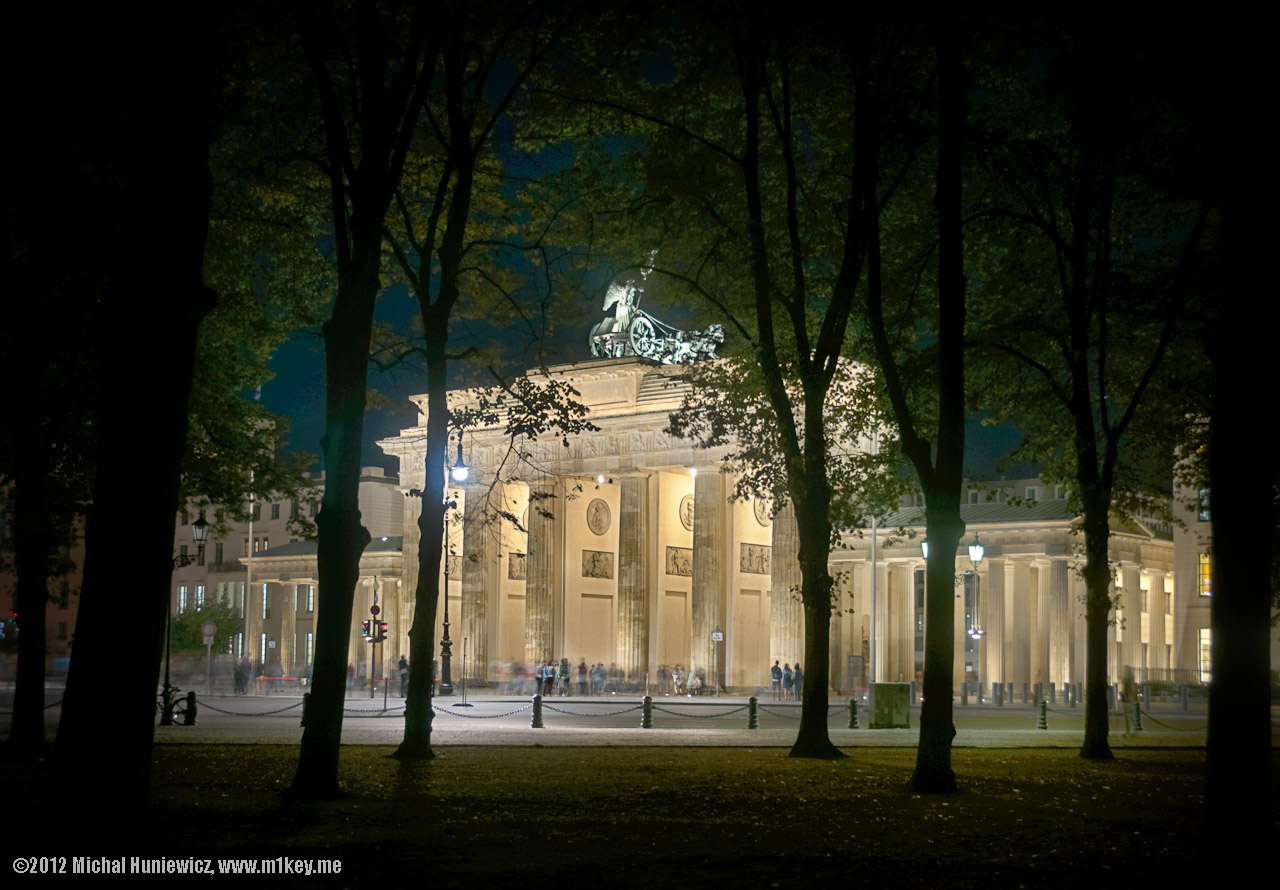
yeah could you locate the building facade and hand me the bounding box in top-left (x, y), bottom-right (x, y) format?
top-left (373, 356), bottom-right (1230, 695)
top-left (169, 467), bottom-right (403, 677)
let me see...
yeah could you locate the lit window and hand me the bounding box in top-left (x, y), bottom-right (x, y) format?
top-left (305, 632), bottom-right (314, 667)
top-left (1198, 627), bottom-right (1212, 682)
top-left (1198, 553), bottom-right (1212, 597)
top-left (177, 586), bottom-right (187, 613)
top-left (196, 585), bottom-right (205, 608)
top-left (307, 585), bottom-right (315, 612)
top-left (262, 587), bottom-right (271, 620)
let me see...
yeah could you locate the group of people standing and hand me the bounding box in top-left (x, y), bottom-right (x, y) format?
top-left (532, 658), bottom-right (623, 695)
top-left (769, 660), bottom-right (803, 700)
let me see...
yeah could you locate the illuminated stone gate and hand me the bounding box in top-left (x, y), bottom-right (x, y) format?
top-left (378, 356), bottom-right (802, 690)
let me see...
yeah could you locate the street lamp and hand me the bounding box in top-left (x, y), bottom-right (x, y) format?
top-left (450, 438), bottom-right (469, 483)
top-left (164, 511), bottom-right (209, 725)
top-left (439, 493), bottom-right (457, 695)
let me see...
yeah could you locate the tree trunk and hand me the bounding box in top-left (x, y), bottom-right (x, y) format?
top-left (909, 505), bottom-right (962, 792)
top-left (1204, 267), bottom-right (1273, 844)
top-left (1078, 486), bottom-right (1115, 760)
top-left (395, 336), bottom-right (448, 759)
top-left (789, 562), bottom-right (842, 759)
top-left (907, 25), bottom-right (966, 794)
top-left (53, 22), bottom-right (216, 814)
top-left (286, 266), bottom-right (377, 799)
top-left (4, 386), bottom-right (54, 758)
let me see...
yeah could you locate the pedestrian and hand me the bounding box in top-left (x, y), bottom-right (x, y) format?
top-left (398, 654), bottom-right (410, 698)
top-left (770, 660), bottom-right (782, 700)
top-left (346, 662), bottom-right (355, 691)
top-left (793, 663), bottom-right (804, 702)
top-left (577, 660), bottom-right (588, 696)
top-left (782, 663), bottom-right (794, 700)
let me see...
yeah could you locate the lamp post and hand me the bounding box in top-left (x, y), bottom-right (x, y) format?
top-left (164, 511), bottom-right (209, 724)
top-left (439, 438), bottom-right (469, 696)
top-left (439, 493), bottom-right (456, 696)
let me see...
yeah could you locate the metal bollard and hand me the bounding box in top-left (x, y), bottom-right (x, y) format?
top-left (531, 693), bottom-right (544, 729)
top-left (182, 691), bottom-right (199, 726)
top-left (1132, 701), bottom-right (1143, 731)
top-left (961, 683), bottom-right (968, 706)
top-left (847, 698), bottom-right (859, 729)
top-left (641, 695), bottom-right (653, 729)
top-left (1036, 699), bottom-right (1048, 730)
top-left (747, 696), bottom-right (759, 729)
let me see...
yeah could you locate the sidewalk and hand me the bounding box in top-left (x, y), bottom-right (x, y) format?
top-left (147, 690), bottom-right (1222, 748)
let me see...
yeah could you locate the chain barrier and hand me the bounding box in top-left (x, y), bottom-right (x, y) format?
top-left (757, 702), bottom-right (846, 720)
top-left (543, 703), bottom-right (643, 718)
top-left (1040, 702), bottom-right (1205, 731)
top-left (651, 704), bottom-right (748, 719)
top-left (435, 704), bottom-right (533, 719)
top-left (201, 700), bottom-right (304, 717)
top-left (1134, 709), bottom-right (1206, 731)
top-left (343, 704), bottom-right (406, 716)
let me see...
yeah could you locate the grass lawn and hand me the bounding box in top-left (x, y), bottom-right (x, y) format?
top-left (7, 744), bottom-right (1271, 887)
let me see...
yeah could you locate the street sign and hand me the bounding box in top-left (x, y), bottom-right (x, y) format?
top-left (370, 605), bottom-right (381, 615)
top-left (711, 631), bottom-right (723, 642)
top-left (202, 621), bottom-right (217, 646)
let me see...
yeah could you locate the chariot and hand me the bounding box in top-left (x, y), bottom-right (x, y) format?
top-left (589, 281), bottom-right (723, 364)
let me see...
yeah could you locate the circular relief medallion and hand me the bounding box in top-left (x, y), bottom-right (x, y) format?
top-left (679, 494), bottom-right (694, 531)
top-left (754, 497), bottom-right (772, 527)
top-left (586, 498), bottom-right (611, 535)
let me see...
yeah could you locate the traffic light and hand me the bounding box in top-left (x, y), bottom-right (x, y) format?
top-left (361, 619), bottom-right (372, 641)
top-left (376, 621), bottom-right (388, 642)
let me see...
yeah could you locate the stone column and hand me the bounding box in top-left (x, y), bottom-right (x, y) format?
top-left (244, 581), bottom-right (264, 666)
top-left (872, 559), bottom-right (889, 682)
top-left (524, 481), bottom-right (558, 666)
top-left (1010, 561), bottom-right (1031, 687)
top-left (617, 474), bottom-right (650, 682)
top-left (401, 490), bottom-right (422, 645)
top-left (462, 484), bottom-right (496, 683)
top-left (1033, 561), bottom-right (1050, 686)
top-left (953, 569), bottom-right (967, 693)
top-left (1048, 558), bottom-right (1070, 688)
top-left (1120, 563), bottom-right (1142, 674)
top-left (770, 502), bottom-right (803, 668)
top-left (891, 564), bottom-right (913, 682)
top-left (983, 558), bottom-right (1004, 684)
top-left (691, 468), bottom-right (723, 681)
top-left (1146, 570), bottom-right (1166, 672)
top-left (281, 584), bottom-right (298, 675)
